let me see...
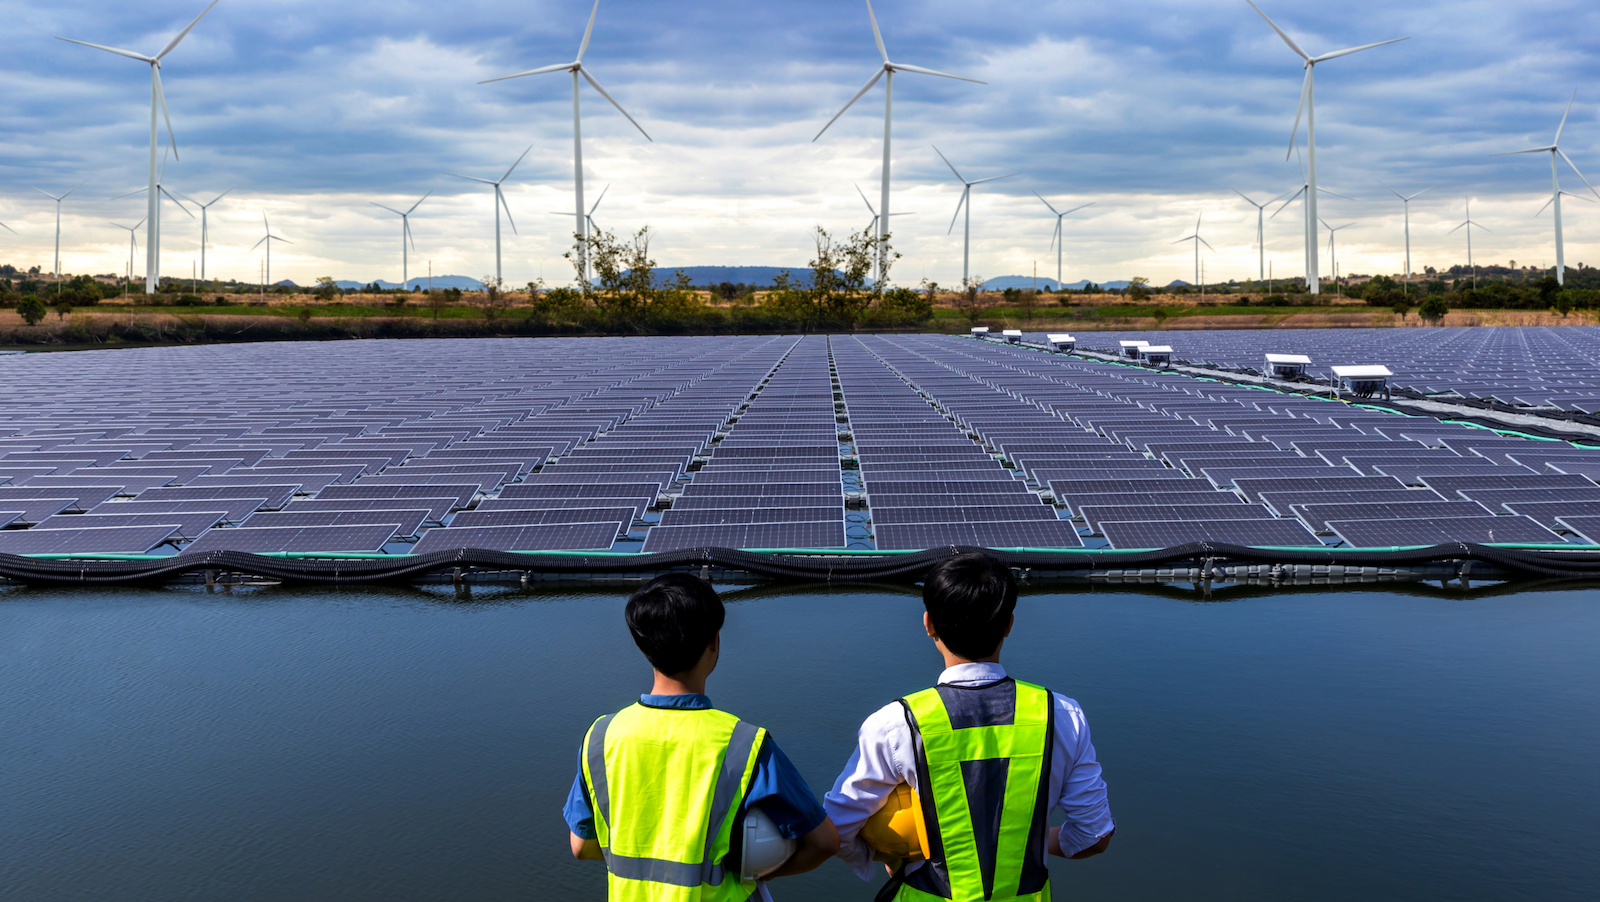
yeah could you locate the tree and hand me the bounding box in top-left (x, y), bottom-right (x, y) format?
top-left (17, 296), bottom-right (46, 325)
top-left (1418, 296), bottom-right (1448, 323)
top-left (954, 276), bottom-right (988, 325)
top-left (1152, 307), bottom-right (1169, 326)
top-left (1392, 300), bottom-right (1412, 321)
top-left (1126, 277), bottom-right (1151, 302)
top-left (52, 300), bottom-right (72, 321)
top-left (313, 276), bottom-right (337, 300)
top-left (431, 287), bottom-right (460, 321)
top-left (478, 276), bottom-right (511, 319)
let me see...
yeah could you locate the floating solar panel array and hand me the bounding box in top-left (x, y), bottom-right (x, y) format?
top-left (0, 333), bottom-right (1595, 556)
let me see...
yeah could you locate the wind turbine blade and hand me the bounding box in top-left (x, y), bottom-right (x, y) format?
top-left (1048, 221), bottom-right (1058, 250)
top-left (406, 191), bottom-right (432, 216)
top-left (969, 173), bottom-right (1019, 185)
top-left (54, 37), bottom-right (152, 62)
top-left (1409, 186), bottom-right (1433, 200)
top-left (1317, 187), bottom-right (1353, 201)
top-left (1287, 67), bottom-right (1311, 159)
top-left (1476, 223), bottom-right (1492, 233)
top-left (31, 186), bottom-right (62, 201)
top-left (161, 188), bottom-right (195, 217)
top-left (864, 0), bottom-right (889, 62)
top-left (1172, 236), bottom-right (1193, 245)
top-left (580, 69), bottom-right (652, 141)
top-left (207, 188), bottom-right (234, 207)
top-left (172, 189), bottom-right (200, 204)
top-left (932, 145), bottom-right (966, 183)
top-left (157, 0), bottom-right (222, 60)
top-left (891, 62), bottom-right (985, 84)
top-left (251, 235), bottom-right (268, 250)
top-left (59, 179), bottom-right (88, 201)
top-left (447, 174), bottom-right (497, 184)
top-left (1032, 191), bottom-right (1061, 215)
top-left (1310, 37), bottom-right (1408, 63)
top-left (1556, 148), bottom-right (1600, 198)
top-left (1063, 202), bottom-right (1095, 216)
top-left (576, 0), bottom-right (600, 62)
top-left (1246, 1), bottom-right (1310, 61)
top-left (1270, 187), bottom-right (1305, 217)
top-left (502, 144), bottom-right (535, 182)
top-left (500, 189), bottom-right (518, 235)
top-left (1563, 190), bottom-right (1597, 203)
top-left (947, 189), bottom-right (968, 235)
top-left (111, 187), bottom-right (148, 201)
top-left (858, 184), bottom-right (878, 214)
top-left (406, 220), bottom-right (415, 251)
top-left (370, 202), bottom-right (405, 216)
top-left (277, 236), bottom-right (293, 244)
top-left (1447, 222), bottom-right (1466, 234)
top-left (479, 62), bottom-right (572, 84)
top-left (813, 68), bottom-right (885, 141)
top-left (1490, 147), bottom-right (1556, 156)
top-left (1536, 195), bottom-right (1556, 217)
top-left (1377, 180), bottom-right (1405, 200)
top-left (1296, 143), bottom-right (1306, 182)
top-left (0, 222), bottom-right (15, 234)
top-left (1231, 188), bottom-right (1261, 208)
top-left (1199, 237), bottom-right (1215, 251)
top-left (589, 183), bottom-right (610, 216)
top-left (154, 68), bottom-right (179, 160)
top-left (1555, 87), bottom-right (1577, 145)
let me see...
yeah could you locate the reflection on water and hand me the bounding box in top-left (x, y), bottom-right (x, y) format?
top-left (3, 580), bottom-right (1599, 901)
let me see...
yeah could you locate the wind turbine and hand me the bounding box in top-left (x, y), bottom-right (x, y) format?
top-left (447, 145), bottom-right (532, 285)
top-left (58, 0), bottom-right (222, 295)
top-left (1377, 181), bottom-right (1431, 279)
top-left (109, 219), bottom-right (146, 293)
top-left (934, 147), bottom-right (1018, 286)
top-left (480, 0), bottom-right (650, 290)
top-left (370, 193), bottom-right (430, 289)
top-left (856, 184), bottom-right (915, 284)
top-left (1033, 193), bottom-right (1094, 288)
top-left (251, 214), bottom-right (290, 288)
top-left (172, 189), bottom-right (232, 282)
top-left (1173, 214), bottom-right (1215, 290)
top-left (113, 162), bottom-right (194, 283)
top-left (1320, 219), bottom-right (1355, 292)
top-left (1447, 198), bottom-right (1489, 290)
top-left (1272, 146), bottom-right (1350, 289)
top-left (548, 184), bottom-right (610, 283)
top-left (815, 0), bottom-right (984, 284)
top-left (30, 181), bottom-right (86, 277)
top-left (1232, 188), bottom-right (1290, 281)
top-left (1248, 1), bottom-right (1406, 295)
top-left (1491, 89), bottom-right (1600, 285)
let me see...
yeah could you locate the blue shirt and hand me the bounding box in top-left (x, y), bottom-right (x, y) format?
top-left (563, 693), bottom-right (827, 843)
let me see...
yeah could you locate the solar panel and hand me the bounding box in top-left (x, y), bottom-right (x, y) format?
top-left (668, 493), bottom-right (840, 511)
top-left (1058, 489), bottom-right (1236, 515)
top-left (679, 482), bottom-right (843, 497)
top-left (1256, 488), bottom-right (1442, 515)
top-left (410, 521), bottom-right (623, 553)
top-left (1293, 500), bottom-right (1491, 530)
top-left (475, 497), bottom-right (653, 519)
top-left (180, 524), bottom-right (401, 554)
top-left (866, 480), bottom-right (1029, 496)
top-left (873, 520), bottom-right (1083, 550)
top-left (450, 507), bottom-right (640, 528)
top-left (137, 484), bottom-right (298, 510)
top-left (640, 521), bottom-right (845, 552)
top-left (1327, 515), bottom-right (1561, 547)
top-left (318, 483), bottom-right (478, 508)
top-left (0, 494), bottom-right (95, 518)
top-left (242, 508), bottom-right (432, 537)
top-left (870, 504), bottom-right (1057, 525)
top-left (86, 497), bottom-right (268, 523)
top-left (1099, 518), bottom-right (1321, 549)
top-left (1421, 473), bottom-right (1597, 494)
top-left (1552, 516), bottom-right (1600, 545)
top-left (1500, 500), bottom-right (1600, 527)
top-left (1077, 503), bottom-right (1274, 533)
top-left (283, 497), bottom-right (459, 522)
top-left (1457, 487), bottom-right (1600, 511)
top-left (23, 475), bottom-right (167, 494)
top-left (658, 506), bottom-right (841, 527)
top-left (1232, 475), bottom-right (1406, 503)
top-left (39, 510), bottom-right (227, 539)
top-left (0, 510), bottom-right (25, 528)
top-left (499, 482), bottom-right (661, 501)
top-left (0, 524), bottom-right (179, 555)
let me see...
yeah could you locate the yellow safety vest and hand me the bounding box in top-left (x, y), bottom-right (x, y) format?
top-left (893, 679), bottom-right (1054, 902)
top-left (582, 703), bottom-right (767, 902)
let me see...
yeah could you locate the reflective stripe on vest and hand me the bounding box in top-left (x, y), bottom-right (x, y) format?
top-left (582, 704), bottom-right (765, 902)
top-left (896, 679), bottom-right (1054, 902)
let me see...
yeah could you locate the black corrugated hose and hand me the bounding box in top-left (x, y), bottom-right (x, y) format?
top-left (3, 543), bottom-right (1600, 587)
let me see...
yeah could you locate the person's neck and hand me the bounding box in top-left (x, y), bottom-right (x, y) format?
top-left (650, 671), bottom-right (708, 697)
top-left (938, 643), bottom-right (1004, 671)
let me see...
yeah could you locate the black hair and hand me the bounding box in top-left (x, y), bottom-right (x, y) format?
top-left (625, 573), bottom-right (726, 676)
top-left (923, 553), bottom-right (1018, 660)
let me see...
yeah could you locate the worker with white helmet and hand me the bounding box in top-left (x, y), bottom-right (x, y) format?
top-left (825, 553), bottom-right (1115, 900)
top-left (564, 573), bottom-right (839, 900)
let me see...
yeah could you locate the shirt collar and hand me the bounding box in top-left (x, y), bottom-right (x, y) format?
top-left (938, 662), bottom-right (1008, 685)
top-left (639, 692), bottom-right (714, 710)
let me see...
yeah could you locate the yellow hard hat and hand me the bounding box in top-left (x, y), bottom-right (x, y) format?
top-left (860, 782), bottom-right (930, 862)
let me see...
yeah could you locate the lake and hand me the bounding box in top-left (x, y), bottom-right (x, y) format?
top-left (3, 580), bottom-right (1598, 900)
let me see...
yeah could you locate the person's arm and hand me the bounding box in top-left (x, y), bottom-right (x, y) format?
top-left (824, 704), bottom-right (911, 881)
top-left (763, 817), bottom-right (840, 878)
top-left (1049, 694), bottom-right (1116, 859)
top-left (562, 757), bottom-right (605, 862)
top-left (570, 831), bottom-right (604, 860)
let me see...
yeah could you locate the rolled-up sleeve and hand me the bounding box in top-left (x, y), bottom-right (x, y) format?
top-left (1053, 695), bottom-right (1115, 856)
top-left (825, 703), bottom-right (910, 881)
top-left (563, 750), bottom-right (597, 840)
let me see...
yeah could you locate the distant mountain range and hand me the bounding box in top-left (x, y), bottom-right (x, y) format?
top-left (332, 276), bottom-right (486, 291)
top-left (982, 275), bottom-right (1131, 291)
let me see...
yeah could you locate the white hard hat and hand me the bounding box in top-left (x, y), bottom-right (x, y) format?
top-left (740, 806), bottom-right (797, 881)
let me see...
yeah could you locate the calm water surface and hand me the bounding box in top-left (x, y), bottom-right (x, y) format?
top-left (3, 581), bottom-right (1598, 901)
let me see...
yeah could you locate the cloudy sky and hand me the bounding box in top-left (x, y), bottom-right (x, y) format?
top-left (2, 0), bottom-right (1599, 288)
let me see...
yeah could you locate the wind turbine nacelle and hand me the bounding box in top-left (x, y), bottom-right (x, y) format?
top-left (1001, 329), bottom-right (1023, 344)
top-left (1138, 345), bottom-right (1173, 367)
top-left (1265, 353), bottom-right (1312, 380)
top-left (1119, 340), bottom-right (1149, 359)
top-left (1047, 333), bottom-right (1076, 352)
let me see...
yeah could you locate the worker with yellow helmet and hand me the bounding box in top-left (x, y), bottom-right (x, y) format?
top-left (563, 573), bottom-right (840, 900)
top-left (826, 553), bottom-right (1116, 899)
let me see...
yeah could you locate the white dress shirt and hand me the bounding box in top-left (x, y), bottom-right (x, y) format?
top-left (825, 662), bottom-right (1115, 881)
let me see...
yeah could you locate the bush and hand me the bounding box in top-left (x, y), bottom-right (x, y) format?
top-left (17, 297), bottom-right (46, 325)
top-left (175, 294), bottom-right (203, 306)
top-left (1418, 296), bottom-right (1448, 323)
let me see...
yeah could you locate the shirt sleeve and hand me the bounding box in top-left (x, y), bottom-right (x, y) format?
top-left (743, 734), bottom-right (827, 840)
top-left (824, 702), bottom-right (911, 881)
top-left (563, 749), bottom-right (597, 840)
top-left (1053, 694), bottom-right (1115, 857)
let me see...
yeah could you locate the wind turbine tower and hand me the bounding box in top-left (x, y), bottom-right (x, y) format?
top-left (1447, 198), bottom-right (1489, 289)
top-left (109, 219), bottom-right (146, 290)
top-left (58, 0), bottom-right (221, 294)
top-left (31, 181), bottom-right (86, 277)
top-left (370, 193), bottom-right (430, 289)
top-left (174, 189), bottom-right (232, 282)
top-left (1173, 215), bottom-right (1215, 290)
top-left (1034, 193), bottom-right (1094, 288)
top-left (251, 214), bottom-right (290, 288)
top-left (1377, 182), bottom-right (1431, 279)
top-left (934, 147), bottom-right (1018, 286)
top-left (1320, 218), bottom-right (1355, 291)
top-left (448, 146), bottom-right (531, 286)
top-left (815, 0), bottom-right (984, 285)
top-left (856, 184), bottom-right (915, 284)
top-left (480, 0), bottom-right (650, 290)
top-left (1491, 89), bottom-right (1600, 285)
top-left (1232, 188), bottom-right (1289, 281)
top-left (1271, 146), bottom-right (1350, 290)
top-left (1248, 1), bottom-right (1406, 295)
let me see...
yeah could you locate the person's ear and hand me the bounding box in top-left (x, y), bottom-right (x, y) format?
top-left (924, 611), bottom-right (938, 640)
top-left (1003, 614), bottom-right (1014, 639)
